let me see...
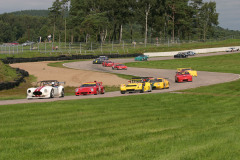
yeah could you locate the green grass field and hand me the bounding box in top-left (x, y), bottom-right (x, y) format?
top-left (1, 93), bottom-right (240, 160)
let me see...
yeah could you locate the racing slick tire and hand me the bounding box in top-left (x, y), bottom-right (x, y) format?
top-left (50, 89), bottom-right (54, 98)
top-left (94, 89), bottom-right (100, 95)
top-left (60, 89), bottom-right (64, 97)
top-left (101, 88), bottom-right (105, 94)
top-left (121, 91), bottom-right (126, 94)
top-left (148, 86), bottom-right (152, 92)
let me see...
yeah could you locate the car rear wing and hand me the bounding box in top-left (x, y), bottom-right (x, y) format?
top-left (58, 82), bottom-right (66, 85)
top-left (177, 68), bottom-right (192, 71)
top-left (131, 77), bottom-right (153, 82)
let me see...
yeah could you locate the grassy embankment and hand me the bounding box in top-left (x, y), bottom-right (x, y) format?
top-left (0, 61), bottom-right (18, 82)
top-left (1, 50), bottom-right (240, 159)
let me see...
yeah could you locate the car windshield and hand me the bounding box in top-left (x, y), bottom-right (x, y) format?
top-left (182, 69), bottom-right (190, 71)
top-left (155, 79), bottom-right (163, 82)
top-left (150, 79), bottom-right (163, 82)
top-left (81, 84), bottom-right (96, 87)
top-left (40, 81), bottom-right (58, 86)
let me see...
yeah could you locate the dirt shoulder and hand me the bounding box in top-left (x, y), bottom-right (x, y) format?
top-left (10, 61), bottom-right (129, 87)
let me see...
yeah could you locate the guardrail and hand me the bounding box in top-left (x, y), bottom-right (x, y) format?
top-left (144, 46), bottom-right (240, 57)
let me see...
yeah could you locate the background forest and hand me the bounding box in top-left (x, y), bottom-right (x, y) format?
top-left (0, 0), bottom-right (240, 44)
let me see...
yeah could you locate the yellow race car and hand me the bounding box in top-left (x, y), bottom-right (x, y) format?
top-left (177, 68), bottom-right (197, 77)
top-left (120, 77), bottom-right (152, 94)
top-left (149, 78), bottom-right (170, 89)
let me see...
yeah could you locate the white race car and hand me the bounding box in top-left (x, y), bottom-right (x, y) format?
top-left (27, 80), bottom-right (65, 99)
top-left (226, 48), bottom-right (239, 52)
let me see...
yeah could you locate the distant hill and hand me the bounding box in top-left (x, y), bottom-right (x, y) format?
top-left (10, 10), bottom-right (49, 17)
top-left (213, 26), bottom-right (240, 39)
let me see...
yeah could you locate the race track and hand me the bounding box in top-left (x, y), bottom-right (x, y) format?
top-left (1, 51), bottom-right (239, 106)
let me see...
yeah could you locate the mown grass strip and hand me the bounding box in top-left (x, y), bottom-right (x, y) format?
top-left (1, 93), bottom-right (240, 159)
top-left (126, 52), bottom-right (240, 74)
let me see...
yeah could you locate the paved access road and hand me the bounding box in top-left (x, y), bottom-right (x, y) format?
top-left (1, 51), bottom-right (239, 106)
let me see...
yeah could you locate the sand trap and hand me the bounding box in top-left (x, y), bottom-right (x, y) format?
top-left (10, 61), bottom-right (128, 87)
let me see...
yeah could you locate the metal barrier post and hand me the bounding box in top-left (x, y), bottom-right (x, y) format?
top-left (80, 43), bottom-right (82, 54)
top-left (45, 42), bottom-right (46, 54)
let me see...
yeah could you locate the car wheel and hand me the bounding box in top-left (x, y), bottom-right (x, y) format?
top-left (121, 91), bottom-right (125, 94)
top-left (148, 85), bottom-right (152, 92)
top-left (101, 88), bottom-right (105, 94)
top-left (61, 89), bottom-right (64, 97)
top-left (50, 89), bottom-right (54, 98)
top-left (94, 90), bottom-right (99, 95)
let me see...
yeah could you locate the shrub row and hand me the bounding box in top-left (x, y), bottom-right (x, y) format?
top-left (0, 68), bottom-right (29, 91)
top-left (1, 53), bottom-right (141, 64)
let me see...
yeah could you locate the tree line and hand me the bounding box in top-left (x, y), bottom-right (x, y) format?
top-left (0, 0), bottom-right (240, 44)
top-left (62, 0), bottom-right (220, 43)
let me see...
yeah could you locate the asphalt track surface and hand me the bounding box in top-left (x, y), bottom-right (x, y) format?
top-left (1, 51), bottom-right (240, 106)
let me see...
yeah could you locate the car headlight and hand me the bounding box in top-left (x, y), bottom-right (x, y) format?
top-left (75, 89), bottom-right (78, 92)
top-left (91, 88), bottom-right (94, 92)
top-left (28, 90), bottom-right (31, 93)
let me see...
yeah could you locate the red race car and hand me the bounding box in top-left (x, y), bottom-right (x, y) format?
top-left (102, 60), bottom-right (114, 67)
top-left (175, 71), bottom-right (192, 83)
top-left (112, 63), bottom-right (128, 70)
top-left (75, 81), bottom-right (105, 95)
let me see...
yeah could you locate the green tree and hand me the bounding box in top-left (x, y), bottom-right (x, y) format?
top-left (199, 1), bottom-right (219, 41)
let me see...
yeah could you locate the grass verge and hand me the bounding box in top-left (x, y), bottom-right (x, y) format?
top-left (1, 93), bottom-right (240, 159)
top-left (0, 75), bottom-right (36, 100)
top-left (126, 52), bottom-right (240, 74)
top-left (0, 61), bottom-right (18, 82)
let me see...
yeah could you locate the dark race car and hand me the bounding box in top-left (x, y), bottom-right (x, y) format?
top-left (102, 60), bottom-right (114, 67)
top-left (175, 71), bottom-right (192, 83)
top-left (93, 56), bottom-right (109, 64)
top-left (112, 63), bottom-right (127, 70)
top-left (93, 58), bottom-right (104, 64)
top-left (174, 52), bottom-right (188, 58)
top-left (75, 81), bottom-right (105, 95)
